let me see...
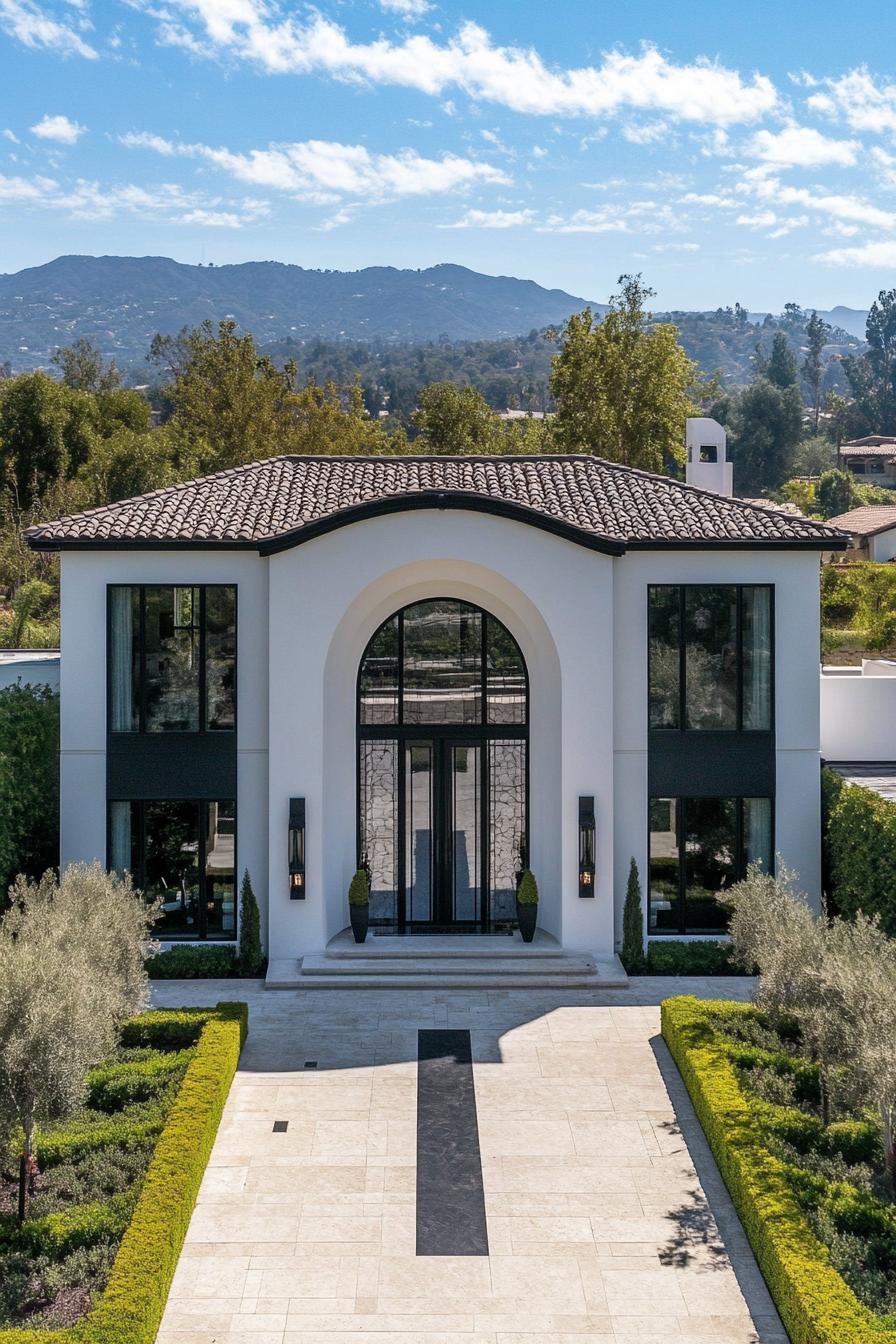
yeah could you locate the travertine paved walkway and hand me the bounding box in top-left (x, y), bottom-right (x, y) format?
top-left (151, 979), bottom-right (786, 1344)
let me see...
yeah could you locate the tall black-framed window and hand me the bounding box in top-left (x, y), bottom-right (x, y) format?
top-left (648, 585), bottom-right (773, 732)
top-left (108, 585), bottom-right (236, 734)
top-left (357, 599), bottom-right (529, 930)
top-left (108, 798), bottom-right (236, 940)
top-left (648, 795), bottom-right (773, 935)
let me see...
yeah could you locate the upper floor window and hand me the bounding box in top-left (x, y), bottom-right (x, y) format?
top-left (649, 585), bottom-right (772, 731)
top-left (109, 585), bottom-right (236, 733)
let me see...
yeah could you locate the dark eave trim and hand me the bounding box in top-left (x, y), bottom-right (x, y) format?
top-left (26, 536), bottom-right (260, 554)
top-left (625, 536), bottom-right (849, 551)
top-left (256, 491), bottom-right (628, 556)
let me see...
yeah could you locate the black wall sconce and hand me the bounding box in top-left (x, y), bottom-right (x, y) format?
top-left (578, 795), bottom-right (595, 897)
top-left (288, 797), bottom-right (305, 899)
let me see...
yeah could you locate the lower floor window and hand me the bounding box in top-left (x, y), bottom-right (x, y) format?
top-left (109, 799), bottom-right (236, 939)
top-left (649, 795), bottom-right (772, 935)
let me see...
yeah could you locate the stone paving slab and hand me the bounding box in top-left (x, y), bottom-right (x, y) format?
top-left (151, 978), bottom-right (787, 1344)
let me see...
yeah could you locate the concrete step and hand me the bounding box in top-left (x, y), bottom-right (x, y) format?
top-left (301, 953), bottom-right (597, 977)
top-left (326, 929), bottom-right (565, 959)
top-left (265, 955), bottom-right (630, 991)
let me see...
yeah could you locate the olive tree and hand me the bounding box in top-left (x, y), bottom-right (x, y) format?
top-left (0, 863), bottom-right (158, 1219)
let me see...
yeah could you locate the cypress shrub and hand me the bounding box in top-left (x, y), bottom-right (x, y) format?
top-left (238, 870), bottom-right (264, 975)
top-left (620, 857), bottom-right (645, 973)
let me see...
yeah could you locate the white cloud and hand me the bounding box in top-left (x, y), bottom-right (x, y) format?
top-left (746, 124), bottom-right (858, 167)
top-left (121, 131), bottom-right (509, 203)
top-left (135, 5), bottom-right (778, 126)
top-left (441, 207), bottom-right (535, 228)
top-left (378, 0), bottom-right (431, 16)
top-left (652, 241), bottom-right (700, 252)
top-left (30, 113), bottom-right (85, 143)
top-left (736, 210), bottom-right (778, 227)
top-left (807, 67), bottom-right (896, 135)
top-left (2, 128), bottom-right (19, 143)
top-left (739, 172), bottom-right (895, 230)
top-left (0, 0), bottom-right (96, 57)
top-left (622, 121), bottom-right (669, 145)
top-left (680, 190), bottom-right (736, 208)
top-left (0, 170), bottom-right (266, 226)
top-left (816, 240), bottom-right (896, 267)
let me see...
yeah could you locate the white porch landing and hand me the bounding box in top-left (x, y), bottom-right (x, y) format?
top-left (265, 929), bottom-right (629, 989)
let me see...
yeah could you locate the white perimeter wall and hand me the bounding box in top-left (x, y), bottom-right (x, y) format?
top-left (821, 672), bottom-right (896, 761)
top-left (267, 510), bottom-right (615, 960)
top-left (58, 550), bottom-right (269, 943)
top-left (612, 549), bottom-right (824, 943)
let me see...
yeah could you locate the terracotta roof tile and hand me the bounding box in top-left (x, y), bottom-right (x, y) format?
top-left (25, 455), bottom-right (848, 551)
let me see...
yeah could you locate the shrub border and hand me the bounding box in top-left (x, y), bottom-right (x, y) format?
top-left (0, 1000), bottom-right (247, 1344)
top-left (661, 995), bottom-right (896, 1344)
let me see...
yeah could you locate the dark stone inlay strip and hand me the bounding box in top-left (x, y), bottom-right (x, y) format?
top-left (416, 1029), bottom-right (488, 1257)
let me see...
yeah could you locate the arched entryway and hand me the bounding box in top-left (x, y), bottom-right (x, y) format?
top-left (357, 598), bottom-right (529, 931)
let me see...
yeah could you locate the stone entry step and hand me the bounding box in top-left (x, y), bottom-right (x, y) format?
top-left (265, 929), bottom-right (629, 989)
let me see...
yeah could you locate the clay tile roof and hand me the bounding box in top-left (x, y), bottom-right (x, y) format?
top-left (825, 505), bottom-right (896, 537)
top-left (24, 454), bottom-right (848, 553)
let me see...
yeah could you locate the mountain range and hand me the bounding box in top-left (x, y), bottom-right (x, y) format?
top-left (0, 253), bottom-right (870, 377)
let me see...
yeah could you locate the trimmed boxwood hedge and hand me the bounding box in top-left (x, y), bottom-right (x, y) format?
top-left (822, 765), bottom-right (896, 935)
top-left (662, 996), bottom-right (896, 1344)
top-left (0, 1001), bottom-right (247, 1344)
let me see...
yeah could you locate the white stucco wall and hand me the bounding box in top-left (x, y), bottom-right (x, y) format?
top-left (266, 510), bottom-right (616, 959)
top-left (870, 528), bottom-right (896, 563)
top-left (58, 550), bottom-right (269, 943)
top-left (612, 549), bottom-right (824, 944)
top-left (821, 669), bottom-right (896, 761)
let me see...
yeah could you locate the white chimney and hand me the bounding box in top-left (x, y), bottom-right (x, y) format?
top-left (685, 417), bottom-right (732, 496)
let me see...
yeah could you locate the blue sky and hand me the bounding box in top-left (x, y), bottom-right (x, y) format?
top-left (1, 0), bottom-right (896, 310)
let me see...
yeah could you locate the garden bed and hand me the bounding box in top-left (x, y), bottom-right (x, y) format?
top-left (662, 996), bottom-right (896, 1344)
top-left (0, 1001), bottom-right (246, 1343)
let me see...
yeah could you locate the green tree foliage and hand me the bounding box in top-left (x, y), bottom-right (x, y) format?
top-left (825, 770), bottom-right (896, 937)
top-left (0, 862), bottom-right (157, 1217)
top-left (550, 275), bottom-right (699, 471)
top-left (74, 424), bottom-right (179, 508)
top-left (817, 468), bottom-right (854, 519)
top-left (791, 433), bottom-right (836, 478)
top-left (843, 289), bottom-right (896, 435)
top-left (0, 577), bottom-right (57, 648)
top-left (52, 336), bottom-right (121, 393)
top-left (803, 312), bottom-right (831, 431)
top-left (238, 869), bottom-right (263, 975)
top-left (412, 382), bottom-right (500, 454)
top-left (763, 331), bottom-right (798, 389)
top-left (621, 858), bottom-right (645, 973)
top-left (724, 376), bottom-right (803, 495)
top-left (0, 684), bottom-right (59, 898)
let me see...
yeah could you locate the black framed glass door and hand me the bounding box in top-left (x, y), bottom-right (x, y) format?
top-left (358, 599), bottom-right (528, 933)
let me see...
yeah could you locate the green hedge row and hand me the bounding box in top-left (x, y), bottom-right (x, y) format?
top-left (642, 940), bottom-right (740, 976)
top-left (0, 1001), bottom-right (247, 1344)
top-left (146, 945), bottom-right (238, 979)
top-left (662, 996), bottom-right (896, 1344)
top-left (822, 765), bottom-right (896, 936)
top-left (86, 1049), bottom-right (194, 1112)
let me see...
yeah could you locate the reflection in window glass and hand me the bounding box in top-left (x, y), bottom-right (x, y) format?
top-left (742, 588), bottom-right (772, 730)
top-left (648, 588), bottom-right (681, 729)
top-left (406, 743), bottom-right (433, 922)
top-left (360, 740), bottom-right (398, 923)
top-left (109, 798), bottom-right (235, 939)
top-left (684, 798), bottom-right (736, 933)
top-left (486, 617), bottom-right (526, 724)
top-left (684, 589), bottom-right (738, 730)
top-left (451, 744), bottom-right (480, 922)
top-left (109, 588), bottom-right (140, 731)
top-left (744, 796), bottom-right (773, 872)
top-left (403, 600), bottom-right (481, 724)
top-left (205, 588), bottom-right (236, 730)
top-left (359, 615), bottom-right (399, 725)
top-left (649, 797), bottom-right (679, 932)
top-left (145, 587), bottom-right (200, 732)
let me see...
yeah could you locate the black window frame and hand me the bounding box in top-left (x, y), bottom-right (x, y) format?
top-left (648, 794), bottom-right (775, 936)
top-left (107, 584), bottom-right (238, 735)
top-left (648, 583), bottom-right (775, 733)
top-left (107, 797), bottom-right (237, 941)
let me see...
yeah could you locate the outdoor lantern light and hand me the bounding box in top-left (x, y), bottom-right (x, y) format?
top-left (288, 797), bottom-right (305, 899)
top-left (578, 796), bottom-right (596, 898)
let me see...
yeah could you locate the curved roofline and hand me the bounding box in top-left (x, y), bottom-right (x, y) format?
top-left (256, 490), bottom-right (627, 556)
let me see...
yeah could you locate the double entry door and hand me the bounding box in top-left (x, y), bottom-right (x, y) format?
top-left (359, 731), bottom-right (527, 931)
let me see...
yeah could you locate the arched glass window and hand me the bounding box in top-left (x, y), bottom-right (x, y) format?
top-left (357, 600), bottom-right (528, 931)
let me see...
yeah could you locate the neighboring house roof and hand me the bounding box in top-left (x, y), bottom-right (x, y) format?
top-left (824, 506), bottom-right (896, 537)
top-left (25, 454), bottom-right (849, 555)
top-left (839, 442), bottom-right (896, 458)
top-left (826, 764), bottom-right (896, 803)
top-left (842, 436), bottom-right (896, 448)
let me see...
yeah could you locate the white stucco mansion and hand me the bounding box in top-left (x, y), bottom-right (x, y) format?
top-left (28, 447), bottom-right (846, 978)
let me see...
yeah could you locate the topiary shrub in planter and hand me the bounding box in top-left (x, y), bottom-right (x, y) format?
top-left (348, 868), bottom-right (370, 944)
top-left (515, 869), bottom-right (538, 943)
top-left (238, 870), bottom-right (264, 975)
top-left (621, 858), bottom-right (645, 973)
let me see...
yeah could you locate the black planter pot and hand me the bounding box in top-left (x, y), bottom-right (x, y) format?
top-left (349, 903), bottom-right (369, 944)
top-left (516, 900), bottom-right (537, 944)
